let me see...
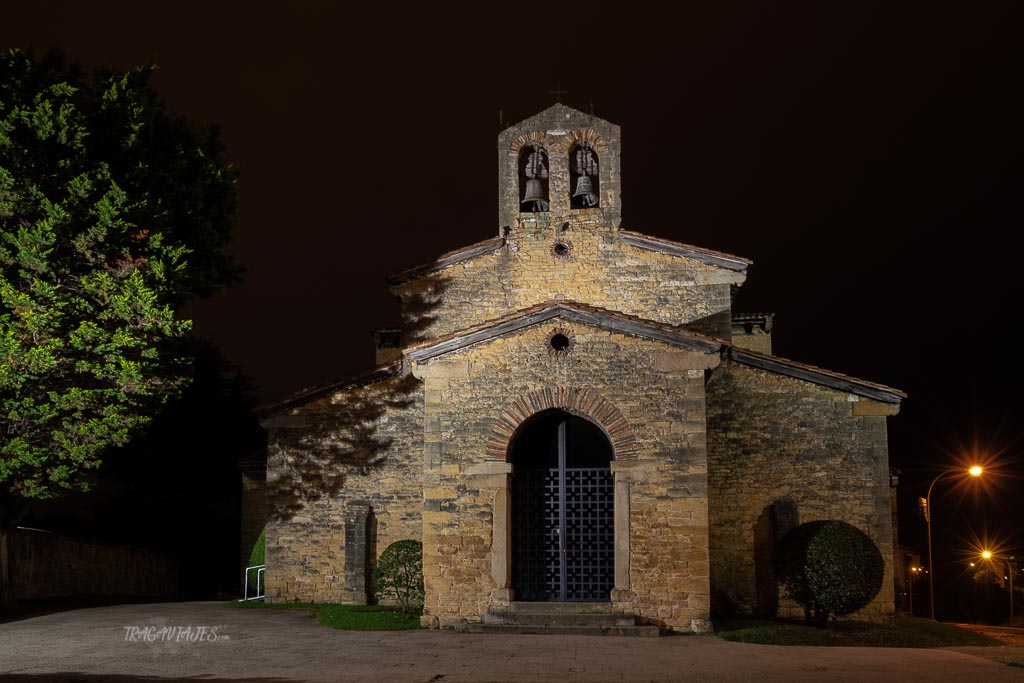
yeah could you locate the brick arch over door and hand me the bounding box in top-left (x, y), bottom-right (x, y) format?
top-left (485, 387), bottom-right (638, 461)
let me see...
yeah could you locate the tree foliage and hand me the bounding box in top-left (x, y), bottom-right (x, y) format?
top-left (372, 540), bottom-right (424, 614)
top-left (247, 527), bottom-right (266, 597)
top-left (773, 520), bottom-right (885, 627)
top-left (0, 49), bottom-right (239, 504)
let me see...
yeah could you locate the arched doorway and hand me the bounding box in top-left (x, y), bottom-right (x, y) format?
top-left (510, 409), bottom-right (614, 601)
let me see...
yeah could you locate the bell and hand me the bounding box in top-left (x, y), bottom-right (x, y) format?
top-left (521, 179), bottom-right (549, 212)
top-left (573, 175), bottom-right (598, 207)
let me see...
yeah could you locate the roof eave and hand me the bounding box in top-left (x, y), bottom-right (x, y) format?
top-left (257, 362), bottom-right (403, 419)
top-left (386, 237), bottom-right (505, 286)
top-left (730, 348), bottom-right (906, 404)
top-left (620, 231), bottom-right (751, 272)
top-left (407, 302), bottom-right (722, 363)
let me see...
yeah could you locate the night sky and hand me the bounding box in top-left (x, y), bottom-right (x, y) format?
top-left (4, 3), bottom-right (1023, 594)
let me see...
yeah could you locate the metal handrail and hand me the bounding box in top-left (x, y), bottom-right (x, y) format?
top-left (241, 564), bottom-right (266, 601)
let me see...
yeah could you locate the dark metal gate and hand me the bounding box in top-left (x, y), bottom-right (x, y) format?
top-left (512, 419), bottom-right (614, 602)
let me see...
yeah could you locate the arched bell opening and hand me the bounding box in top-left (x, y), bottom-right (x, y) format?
top-left (509, 409), bottom-right (614, 602)
top-left (569, 142), bottom-right (600, 209)
top-left (518, 145), bottom-right (550, 212)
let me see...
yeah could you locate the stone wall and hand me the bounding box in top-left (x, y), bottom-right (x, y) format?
top-left (392, 103), bottom-right (744, 345)
top-left (730, 314), bottom-right (773, 355)
top-left (496, 104), bottom-right (622, 236)
top-left (412, 321), bottom-right (720, 632)
top-left (394, 231), bottom-right (741, 344)
top-left (263, 370), bottom-right (424, 604)
top-left (259, 103), bottom-right (899, 635)
top-left (705, 360), bottom-right (896, 621)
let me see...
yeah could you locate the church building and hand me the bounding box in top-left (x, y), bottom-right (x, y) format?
top-left (259, 104), bottom-right (904, 633)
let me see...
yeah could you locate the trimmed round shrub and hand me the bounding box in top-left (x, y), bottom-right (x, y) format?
top-left (773, 520), bottom-right (884, 627)
top-left (372, 540), bottom-right (424, 614)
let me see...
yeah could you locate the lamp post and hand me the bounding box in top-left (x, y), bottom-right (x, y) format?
top-left (907, 566), bottom-right (922, 615)
top-left (924, 465), bottom-right (983, 620)
top-left (981, 550), bottom-right (1017, 628)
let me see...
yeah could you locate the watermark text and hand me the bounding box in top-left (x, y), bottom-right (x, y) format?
top-left (123, 625), bottom-right (225, 643)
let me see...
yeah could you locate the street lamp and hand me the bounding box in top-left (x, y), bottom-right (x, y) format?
top-left (922, 465), bottom-right (983, 620)
top-left (907, 565), bottom-right (922, 615)
top-left (980, 550), bottom-right (1017, 627)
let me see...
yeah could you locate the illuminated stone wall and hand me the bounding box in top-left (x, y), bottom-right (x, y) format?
top-left (259, 103), bottom-right (901, 633)
top-left (706, 360), bottom-right (897, 622)
top-left (392, 103), bottom-right (745, 345)
top-left (412, 322), bottom-right (720, 632)
top-left (263, 371), bottom-right (423, 604)
top-left (393, 233), bottom-right (741, 344)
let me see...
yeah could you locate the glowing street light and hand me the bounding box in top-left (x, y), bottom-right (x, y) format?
top-left (979, 549), bottom-right (1017, 628)
top-left (907, 565), bottom-right (923, 614)
top-left (923, 465), bottom-right (984, 620)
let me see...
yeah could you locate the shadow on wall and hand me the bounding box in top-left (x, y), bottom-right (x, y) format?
top-left (265, 279), bottom-right (447, 524)
top-left (753, 498), bottom-right (798, 616)
top-left (398, 278), bottom-right (450, 344)
top-left (267, 371), bottom-right (420, 524)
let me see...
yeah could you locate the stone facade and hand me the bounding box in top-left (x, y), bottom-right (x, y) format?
top-left (259, 104), bottom-right (904, 632)
top-left (706, 360), bottom-right (897, 620)
top-left (389, 105), bottom-right (746, 344)
top-left (262, 369), bottom-right (423, 603)
top-left (411, 319), bottom-right (719, 631)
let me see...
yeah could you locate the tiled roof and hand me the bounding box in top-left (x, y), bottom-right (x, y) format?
top-left (387, 230), bottom-right (752, 287)
top-left (257, 362), bottom-right (402, 417)
top-left (619, 231), bottom-right (751, 271)
top-left (386, 237), bottom-right (506, 285)
top-left (730, 348), bottom-right (906, 403)
top-left (732, 312), bottom-right (774, 332)
top-left (731, 312), bottom-right (775, 322)
top-left (406, 300), bottom-right (724, 362)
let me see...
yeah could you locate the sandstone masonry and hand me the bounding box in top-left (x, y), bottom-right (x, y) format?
top-left (260, 104), bottom-right (904, 632)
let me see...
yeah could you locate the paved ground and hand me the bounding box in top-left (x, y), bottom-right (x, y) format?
top-left (1, 602), bottom-right (1022, 682)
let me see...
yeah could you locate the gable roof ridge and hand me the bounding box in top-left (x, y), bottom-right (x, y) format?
top-left (257, 361), bottom-right (403, 417)
top-left (406, 300), bottom-right (724, 362)
top-left (501, 103), bottom-right (619, 134)
top-left (619, 230), bottom-right (751, 271)
top-left (553, 300), bottom-right (726, 344)
top-left (729, 347), bottom-right (906, 403)
top-left (732, 312), bottom-right (775, 321)
top-left (386, 236), bottom-right (506, 286)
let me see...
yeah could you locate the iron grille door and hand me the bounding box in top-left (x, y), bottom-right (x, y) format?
top-left (510, 468), bottom-right (560, 601)
top-left (564, 467), bottom-right (614, 601)
top-left (511, 418), bottom-right (614, 601)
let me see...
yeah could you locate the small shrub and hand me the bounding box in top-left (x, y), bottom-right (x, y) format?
top-left (246, 528), bottom-right (266, 595)
top-left (372, 540), bottom-right (424, 614)
top-left (249, 528), bottom-right (266, 567)
top-left (774, 520), bottom-right (884, 627)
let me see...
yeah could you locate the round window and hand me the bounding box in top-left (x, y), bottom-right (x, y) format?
top-left (550, 239), bottom-right (574, 259)
top-left (547, 328), bottom-right (576, 356)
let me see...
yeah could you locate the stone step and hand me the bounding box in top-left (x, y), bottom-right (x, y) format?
top-left (466, 623), bottom-right (661, 637)
top-left (506, 601), bottom-right (616, 614)
top-left (483, 611), bottom-right (635, 627)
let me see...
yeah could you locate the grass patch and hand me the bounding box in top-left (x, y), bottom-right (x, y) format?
top-left (713, 615), bottom-right (1003, 647)
top-left (227, 600), bottom-right (420, 630)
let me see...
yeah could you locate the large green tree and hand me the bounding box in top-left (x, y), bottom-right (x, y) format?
top-left (0, 50), bottom-right (239, 600)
